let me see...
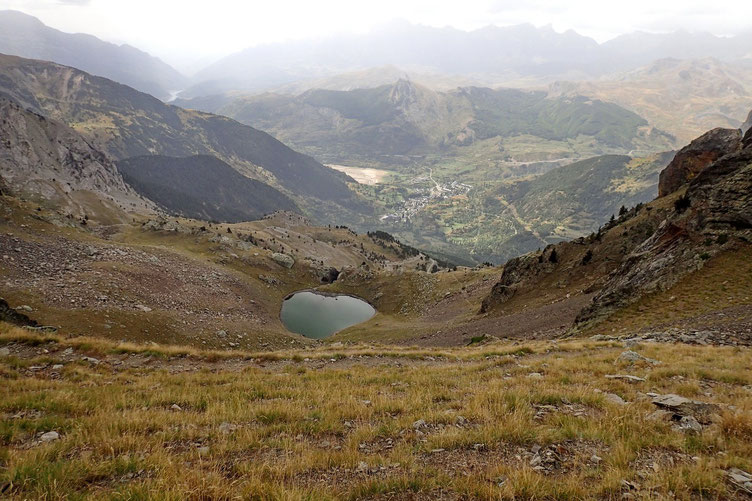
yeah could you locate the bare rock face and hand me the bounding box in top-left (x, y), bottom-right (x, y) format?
top-left (742, 109), bottom-right (752, 136)
top-left (480, 250), bottom-right (557, 313)
top-left (657, 128), bottom-right (742, 197)
top-left (0, 97), bottom-right (130, 196)
top-left (0, 97), bottom-right (155, 220)
top-left (576, 146), bottom-right (752, 329)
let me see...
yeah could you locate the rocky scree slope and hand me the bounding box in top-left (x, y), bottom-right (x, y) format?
top-left (576, 129), bottom-right (752, 329)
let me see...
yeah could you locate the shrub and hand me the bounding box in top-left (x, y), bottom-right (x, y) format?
top-left (581, 249), bottom-right (593, 265)
top-left (548, 249), bottom-right (558, 263)
top-left (674, 194), bottom-right (691, 212)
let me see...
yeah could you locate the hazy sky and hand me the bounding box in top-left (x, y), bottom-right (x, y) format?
top-left (2, 0), bottom-right (751, 72)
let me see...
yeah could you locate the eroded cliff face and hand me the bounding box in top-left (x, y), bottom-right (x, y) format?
top-left (657, 127), bottom-right (741, 197)
top-left (575, 142), bottom-right (752, 329)
top-left (0, 96), bottom-right (154, 218)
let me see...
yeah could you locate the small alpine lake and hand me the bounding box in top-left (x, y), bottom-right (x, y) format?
top-left (280, 291), bottom-right (376, 339)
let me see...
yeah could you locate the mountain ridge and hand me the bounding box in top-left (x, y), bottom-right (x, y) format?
top-left (200, 79), bottom-right (673, 168)
top-left (188, 22), bottom-right (752, 96)
top-left (0, 10), bottom-right (185, 100)
top-left (0, 53), bottom-right (364, 219)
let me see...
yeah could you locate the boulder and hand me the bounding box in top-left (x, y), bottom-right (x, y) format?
top-left (321, 267), bottom-right (340, 283)
top-left (658, 128), bottom-right (742, 197)
top-left (603, 392), bottom-right (627, 406)
top-left (727, 468), bottom-right (752, 494)
top-left (678, 415), bottom-right (703, 433)
top-left (651, 394), bottom-right (719, 423)
top-left (0, 298), bottom-right (38, 327)
top-left (40, 431), bottom-right (60, 442)
top-left (605, 374), bottom-right (646, 383)
top-left (616, 351), bottom-right (660, 365)
top-left (272, 252), bottom-right (294, 268)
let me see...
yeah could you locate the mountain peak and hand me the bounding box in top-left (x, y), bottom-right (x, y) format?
top-left (389, 78), bottom-right (419, 107)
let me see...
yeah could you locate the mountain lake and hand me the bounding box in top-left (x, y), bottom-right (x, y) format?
top-left (280, 291), bottom-right (376, 339)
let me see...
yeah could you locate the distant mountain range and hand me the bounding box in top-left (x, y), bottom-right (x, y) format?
top-left (550, 57), bottom-right (752, 143)
top-left (0, 10), bottom-right (185, 100)
top-left (187, 79), bottom-right (674, 169)
top-left (2, 11), bottom-right (751, 108)
top-left (187, 21), bottom-right (752, 96)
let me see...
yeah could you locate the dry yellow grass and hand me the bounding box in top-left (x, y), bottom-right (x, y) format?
top-left (2, 323), bottom-right (751, 500)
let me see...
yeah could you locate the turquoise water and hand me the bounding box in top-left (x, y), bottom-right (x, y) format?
top-left (280, 291), bottom-right (375, 339)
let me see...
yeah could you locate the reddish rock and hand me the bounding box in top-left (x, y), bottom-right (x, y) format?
top-left (657, 128), bottom-right (742, 197)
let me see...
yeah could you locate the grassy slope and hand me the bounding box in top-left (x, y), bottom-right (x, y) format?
top-left (1, 325), bottom-right (751, 499)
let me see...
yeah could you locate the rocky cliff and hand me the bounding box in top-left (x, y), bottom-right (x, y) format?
top-left (657, 127), bottom-right (742, 197)
top-left (481, 114), bottom-right (752, 331)
top-left (576, 140), bottom-right (752, 328)
top-left (0, 54), bottom-right (359, 211)
top-left (0, 96), bottom-right (154, 217)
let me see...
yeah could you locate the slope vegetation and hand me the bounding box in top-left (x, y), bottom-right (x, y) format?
top-left (117, 155), bottom-right (299, 222)
top-left (480, 121), bottom-right (752, 340)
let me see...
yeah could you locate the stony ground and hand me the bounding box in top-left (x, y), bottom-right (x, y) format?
top-left (2, 323), bottom-right (752, 500)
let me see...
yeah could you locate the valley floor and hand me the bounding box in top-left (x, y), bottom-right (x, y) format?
top-left (1, 324), bottom-right (752, 499)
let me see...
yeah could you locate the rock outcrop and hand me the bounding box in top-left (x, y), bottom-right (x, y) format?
top-left (0, 298), bottom-right (38, 327)
top-left (272, 252), bottom-right (295, 268)
top-left (321, 267), bottom-right (340, 283)
top-left (480, 251), bottom-right (556, 313)
top-left (744, 123), bottom-right (752, 150)
top-left (657, 127), bottom-right (742, 197)
top-left (742, 109), bottom-right (752, 135)
top-left (576, 139), bottom-right (752, 329)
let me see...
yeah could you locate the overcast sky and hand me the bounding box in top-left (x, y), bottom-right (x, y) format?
top-left (2, 0), bottom-right (751, 73)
